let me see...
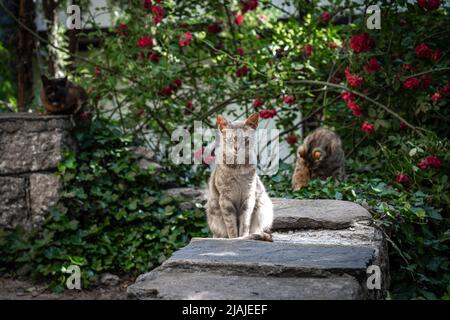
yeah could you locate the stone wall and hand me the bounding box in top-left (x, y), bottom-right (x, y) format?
top-left (0, 113), bottom-right (76, 229)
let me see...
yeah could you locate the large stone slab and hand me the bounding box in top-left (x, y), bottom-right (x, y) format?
top-left (161, 238), bottom-right (375, 278)
top-left (128, 269), bottom-right (363, 300)
top-left (272, 198), bottom-right (371, 230)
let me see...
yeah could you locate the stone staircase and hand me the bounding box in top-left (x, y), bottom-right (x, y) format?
top-left (127, 198), bottom-right (389, 300)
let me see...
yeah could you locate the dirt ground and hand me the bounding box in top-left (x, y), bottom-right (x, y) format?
top-left (0, 276), bottom-right (134, 300)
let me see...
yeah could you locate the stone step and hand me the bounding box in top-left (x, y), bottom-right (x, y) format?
top-left (128, 269), bottom-right (364, 300)
top-left (160, 238), bottom-right (375, 278)
top-left (272, 198), bottom-right (371, 230)
top-left (127, 198), bottom-right (388, 300)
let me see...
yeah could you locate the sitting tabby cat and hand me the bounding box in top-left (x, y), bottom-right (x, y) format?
top-left (206, 113), bottom-right (273, 241)
top-left (40, 75), bottom-right (88, 115)
top-left (292, 127), bottom-right (345, 190)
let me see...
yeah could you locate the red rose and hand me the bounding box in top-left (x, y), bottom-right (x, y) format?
top-left (173, 79), bottom-right (182, 88)
top-left (116, 23), bottom-right (129, 37)
top-left (415, 43), bottom-right (432, 58)
top-left (431, 92), bottom-right (442, 102)
top-left (344, 67), bottom-right (364, 87)
top-left (241, 0), bottom-right (259, 14)
top-left (138, 35), bottom-right (153, 48)
top-left (286, 134), bottom-right (298, 145)
top-left (151, 5), bottom-right (165, 25)
top-left (418, 155), bottom-right (443, 169)
top-left (395, 174), bottom-right (410, 184)
top-left (235, 14), bottom-right (245, 26)
top-left (349, 33), bottom-right (375, 53)
top-left (403, 77), bottom-right (421, 90)
top-left (252, 98), bottom-right (264, 109)
top-left (143, 0), bottom-right (152, 9)
top-left (364, 58), bottom-right (381, 74)
top-left (347, 100), bottom-right (363, 117)
top-left (179, 32), bottom-right (192, 47)
top-left (283, 95), bottom-right (295, 104)
top-left (361, 121), bottom-right (375, 134)
top-left (237, 47), bottom-right (245, 56)
top-left (320, 12), bottom-right (332, 23)
top-left (302, 44), bottom-right (313, 57)
top-left (400, 122), bottom-right (408, 130)
top-left (207, 22), bottom-right (223, 34)
top-left (341, 91), bottom-right (356, 102)
top-left (417, 0), bottom-right (441, 11)
top-left (160, 86), bottom-right (173, 97)
top-left (431, 49), bottom-right (442, 61)
top-left (259, 109), bottom-right (277, 119)
top-left (235, 65), bottom-right (249, 77)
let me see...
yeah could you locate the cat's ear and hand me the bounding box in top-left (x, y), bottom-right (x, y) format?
top-left (298, 145), bottom-right (305, 158)
top-left (41, 75), bottom-right (49, 86)
top-left (245, 112), bottom-right (259, 129)
top-left (312, 147), bottom-right (325, 161)
top-left (216, 115), bottom-right (229, 131)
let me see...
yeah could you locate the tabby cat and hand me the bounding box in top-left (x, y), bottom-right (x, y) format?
top-left (292, 127), bottom-right (345, 190)
top-left (206, 113), bottom-right (273, 241)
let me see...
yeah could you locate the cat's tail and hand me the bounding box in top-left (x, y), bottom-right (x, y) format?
top-left (240, 232), bottom-right (273, 242)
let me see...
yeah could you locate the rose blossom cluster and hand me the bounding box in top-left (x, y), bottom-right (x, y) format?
top-left (160, 79), bottom-right (183, 97)
top-left (235, 0), bottom-right (259, 26)
top-left (259, 109), bottom-right (277, 119)
top-left (252, 98), bottom-right (264, 109)
top-left (431, 83), bottom-right (450, 102)
top-left (395, 174), bottom-right (410, 185)
top-left (361, 121), bottom-right (375, 134)
top-left (417, 0), bottom-right (441, 11)
top-left (144, 0), bottom-right (165, 25)
top-left (418, 155), bottom-right (443, 170)
top-left (344, 67), bottom-right (364, 87)
top-left (349, 33), bottom-right (375, 54)
top-left (341, 91), bottom-right (363, 117)
top-left (415, 43), bottom-right (442, 61)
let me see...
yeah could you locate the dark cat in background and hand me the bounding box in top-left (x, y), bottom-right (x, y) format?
top-left (40, 75), bottom-right (88, 115)
top-left (292, 127), bottom-right (345, 190)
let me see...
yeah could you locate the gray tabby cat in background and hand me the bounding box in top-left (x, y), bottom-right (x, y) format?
top-left (206, 113), bottom-right (273, 242)
top-left (292, 127), bottom-right (345, 190)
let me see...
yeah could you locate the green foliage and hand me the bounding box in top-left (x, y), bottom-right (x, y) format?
top-left (0, 118), bottom-right (208, 291)
top-left (0, 40), bottom-right (16, 111)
